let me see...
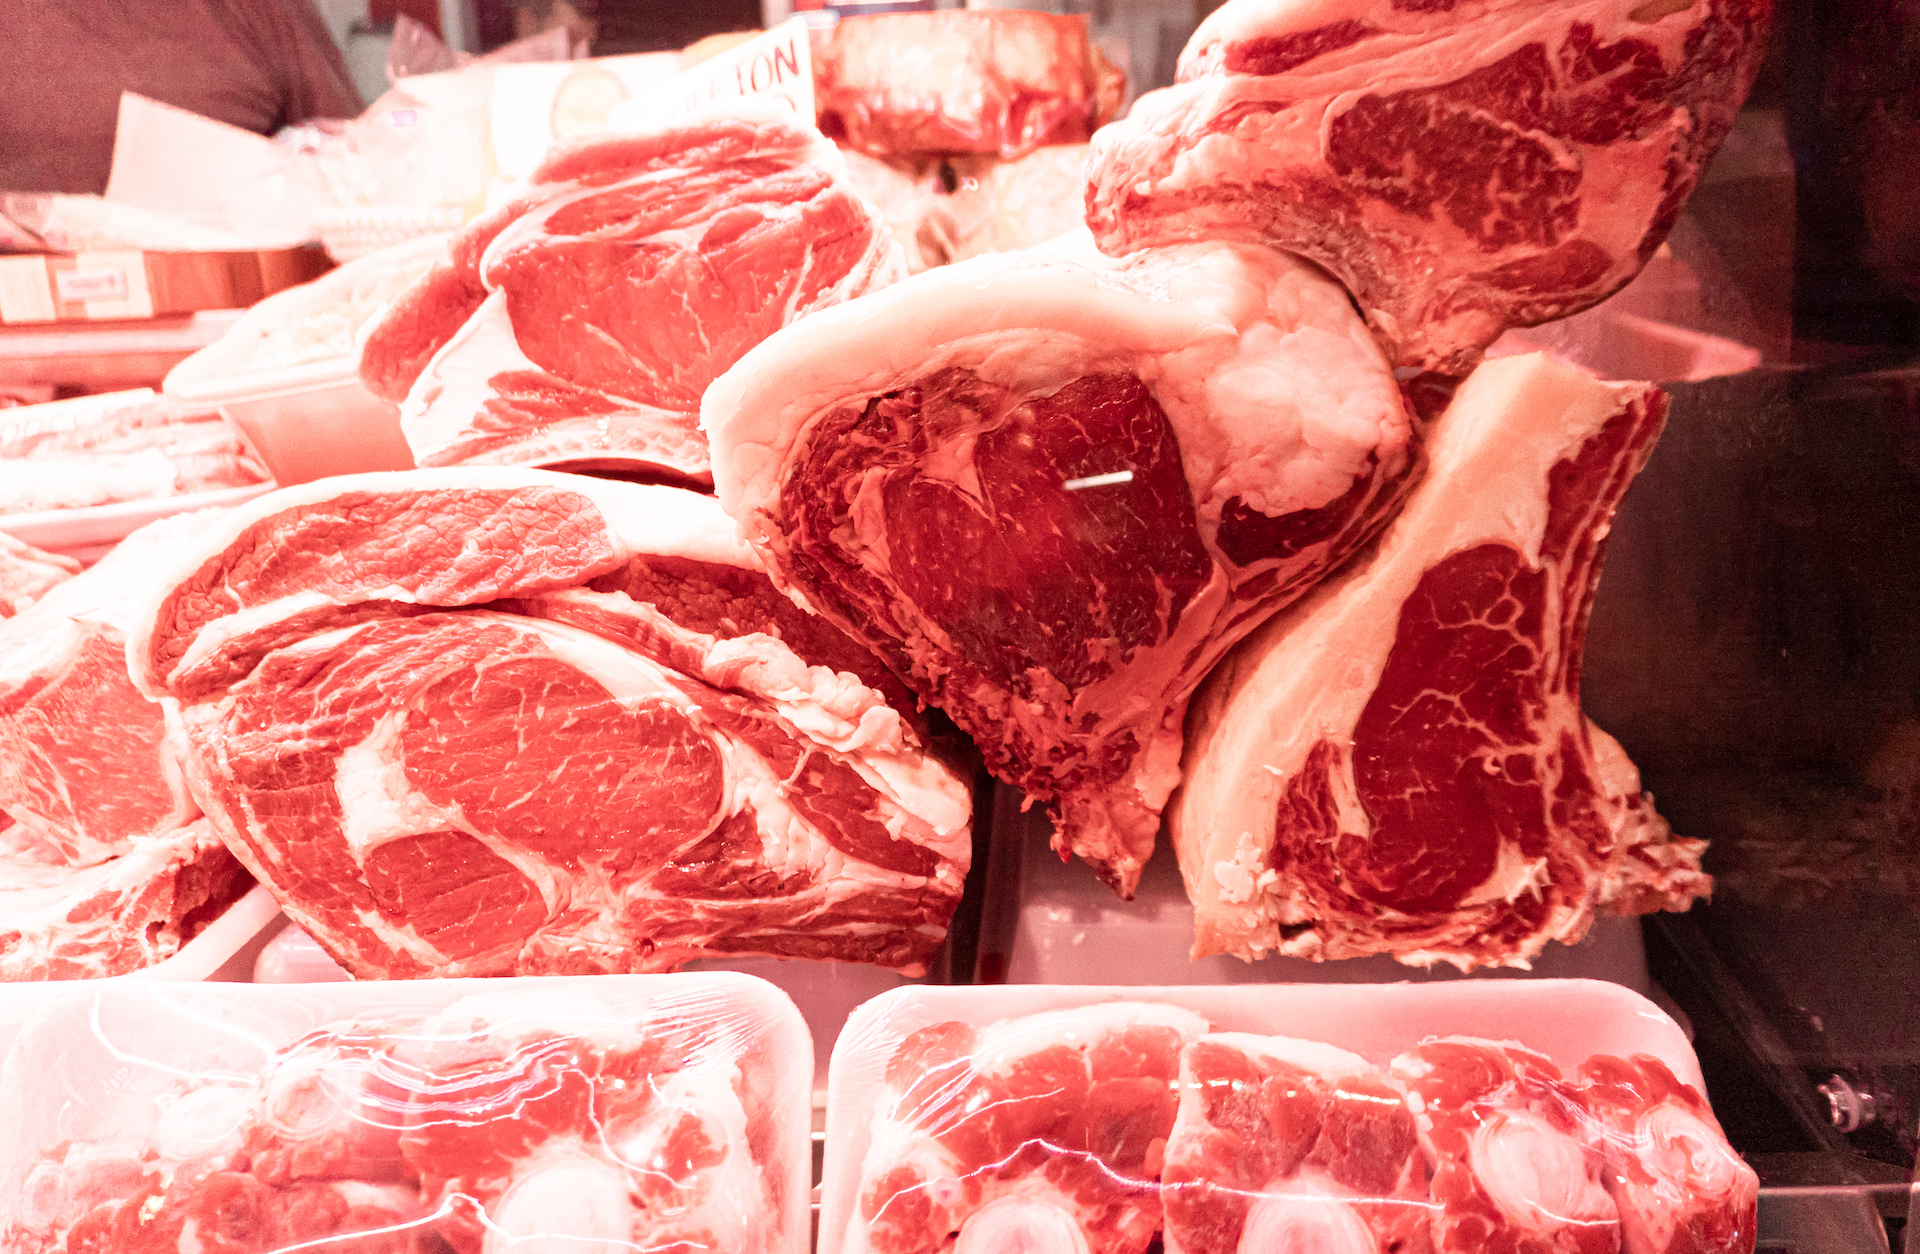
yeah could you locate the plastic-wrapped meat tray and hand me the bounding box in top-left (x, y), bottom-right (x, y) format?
top-left (0, 972), bottom-right (812, 1254)
top-left (821, 980), bottom-right (1756, 1254)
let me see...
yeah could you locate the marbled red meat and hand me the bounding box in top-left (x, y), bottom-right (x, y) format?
top-left (1173, 354), bottom-right (1707, 969)
top-left (360, 106), bottom-right (903, 479)
top-left (1392, 1038), bottom-right (1621, 1254)
top-left (848, 1002), bottom-right (1208, 1254)
top-left (1163, 1034), bottom-right (1433, 1254)
top-left (1578, 1055), bottom-right (1759, 1254)
top-left (129, 469), bottom-right (971, 979)
top-left (704, 234), bottom-right (1415, 894)
top-left (1086, 0), bottom-right (1774, 373)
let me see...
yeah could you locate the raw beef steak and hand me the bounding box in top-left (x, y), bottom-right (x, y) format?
top-left (130, 469), bottom-right (972, 979)
top-left (1391, 1038), bottom-right (1621, 1254)
top-left (704, 233), bottom-right (1415, 894)
top-left (815, 11), bottom-right (1123, 159)
top-left (0, 532), bottom-right (79, 619)
top-left (1162, 1034), bottom-right (1432, 1254)
top-left (849, 1002), bottom-right (1208, 1254)
top-left (1085, 0), bottom-right (1774, 373)
top-left (0, 818), bottom-right (251, 980)
top-left (1172, 354), bottom-right (1706, 969)
top-left (1578, 1054), bottom-right (1758, 1254)
top-left (360, 105), bottom-right (904, 479)
top-left (0, 512), bottom-right (222, 865)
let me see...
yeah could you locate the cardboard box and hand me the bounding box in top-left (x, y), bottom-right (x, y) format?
top-left (0, 246), bottom-right (331, 326)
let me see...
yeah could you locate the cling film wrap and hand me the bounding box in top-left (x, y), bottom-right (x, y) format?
top-left (822, 981), bottom-right (1758, 1254)
top-left (0, 972), bottom-right (812, 1253)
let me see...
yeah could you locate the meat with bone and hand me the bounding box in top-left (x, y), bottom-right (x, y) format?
top-left (1162, 1034), bottom-right (1432, 1254)
top-left (0, 512), bottom-right (225, 866)
top-left (849, 1002), bottom-right (1208, 1254)
top-left (1577, 1054), bottom-right (1758, 1254)
top-left (0, 533), bottom-right (78, 619)
top-left (129, 469), bottom-right (971, 979)
top-left (1085, 0), bottom-right (1774, 374)
top-left (0, 818), bottom-right (251, 980)
top-left (1391, 1038), bottom-right (1621, 1254)
top-left (703, 233), bottom-right (1415, 895)
top-left (397, 986), bottom-right (792, 1254)
top-left (1172, 353), bottom-right (1707, 970)
top-left (1, 979), bottom-right (806, 1254)
top-left (359, 105), bottom-right (904, 480)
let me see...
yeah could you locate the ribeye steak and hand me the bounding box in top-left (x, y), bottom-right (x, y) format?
top-left (704, 233), bottom-right (1416, 895)
top-left (1172, 353), bottom-right (1707, 970)
top-left (1085, 0), bottom-right (1774, 373)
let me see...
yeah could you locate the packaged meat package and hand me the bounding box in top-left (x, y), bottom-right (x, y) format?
top-left (129, 468), bottom-right (973, 980)
top-left (821, 982), bottom-right (1755, 1254)
top-left (814, 11), bottom-right (1124, 160)
top-left (0, 972), bottom-right (813, 1254)
top-left (704, 231), bottom-right (1415, 897)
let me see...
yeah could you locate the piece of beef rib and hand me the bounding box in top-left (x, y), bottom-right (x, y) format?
top-left (849, 1001), bottom-right (1209, 1254)
top-left (1162, 1034), bottom-right (1432, 1254)
top-left (1391, 1038), bottom-right (1622, 1254)
top-left (0, 512), bottom-right (223, 865)
top-left (360, 104), bottom-right (904, 480)
top-left (1577, 1054), bottom-right (1759, 1254)
top-left (1172, 353), bottom-right (1707, 970)
top-left (703, 232), bottom-right (1416, 895)
top-left (0, 817), bottom-right (252, 980)
top-left (129, 468), bottom-right (972, 979)
top-left (1085, 0), bottom-right (1774, 374)
top-left (0, 532), bottom-right (80, 619)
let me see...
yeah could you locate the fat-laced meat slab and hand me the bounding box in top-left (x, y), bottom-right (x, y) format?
top-left (129, 469), bottom-right (971, 979)
top-left (0, 818), bottom-right (251, 980)
top-left (1391, 1038), bottom-right (1622, 1254)
top-left (1173, 353), bottom-right (1707, 970)
top-left (1578, 1054), bottom-right (1758, 1254)
top-left (1086, 0), bottom-right (1774, 373)
top-left (849, 1002), bottom-right (1208, 1254)
top-left (1162, 1034), bottom-right (1432, 1254)
top-left (704, 234), bottom-right (1415, 895)
top-left (360, 106), bottom-right (904, 480)
top-left (0, 513), bottom-right (222, 866)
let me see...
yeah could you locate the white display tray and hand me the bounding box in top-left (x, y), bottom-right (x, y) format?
top-left (819, 979), bottom-right (1704, 1254)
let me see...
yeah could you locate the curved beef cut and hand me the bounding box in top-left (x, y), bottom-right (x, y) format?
top-left (0, 532), bottom-right (80, 619)
top-left (704, 234), bottom-right (1416, 895)
top-left (1162, 1033), bottom-right (1432, 1254)
top-left (129, 469), bottom-right (971, 979)
top-left (1173, 354), bottom-right (1707, 971)
top-left (1085, 0), bottom-right (1774, 373)
top-left (359, 106), bottom-right (905, 480)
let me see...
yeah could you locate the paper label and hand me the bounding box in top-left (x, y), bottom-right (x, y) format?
top-left (630, 18), bottom-right (815, 125)
top-left (0, 256), bottom-right (56, 324)
top-left (68, 251), bottom-right (153, 319)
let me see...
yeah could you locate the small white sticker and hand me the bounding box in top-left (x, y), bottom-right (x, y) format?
top-left (55, 267), bottom-right (129, 303)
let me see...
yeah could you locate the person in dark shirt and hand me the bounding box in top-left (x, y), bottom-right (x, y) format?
top-left (1, 0), bottom-right (364, 194)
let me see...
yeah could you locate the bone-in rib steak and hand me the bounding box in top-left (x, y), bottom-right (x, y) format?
top-left (1172, 353), bottom-right (1707, 970)
top-left (1085, 0), bottom-right (1774, 373)
top-left (703, 233), bottom-right (1415, 895)
top-left (130, 469), bottom-right (971, 979)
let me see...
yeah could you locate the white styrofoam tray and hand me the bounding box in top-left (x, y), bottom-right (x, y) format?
top-left (819, 979), bottom-right (1702, 1254)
